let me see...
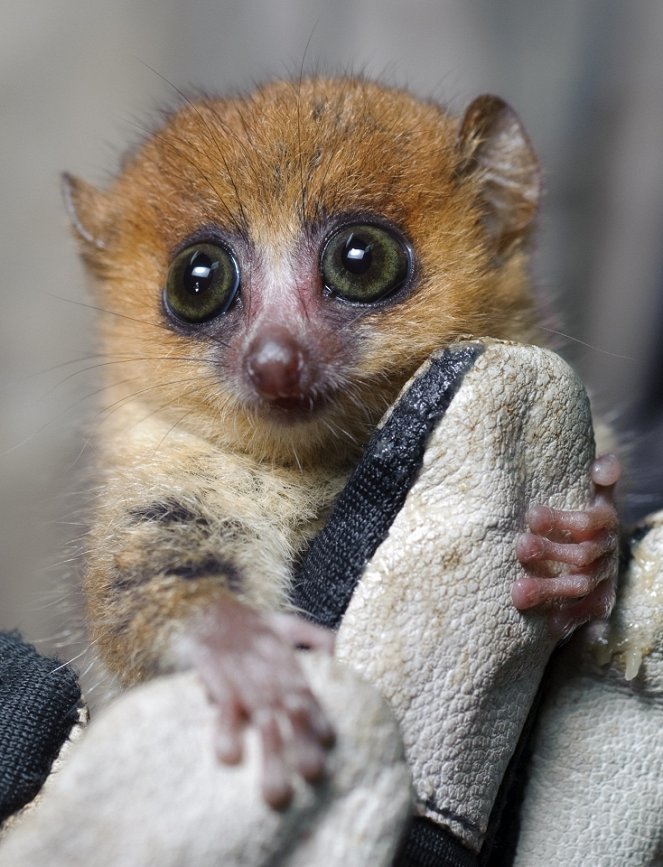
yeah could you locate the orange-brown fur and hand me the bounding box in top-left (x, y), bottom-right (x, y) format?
top-left (66, 77), bottom-right (542, 689)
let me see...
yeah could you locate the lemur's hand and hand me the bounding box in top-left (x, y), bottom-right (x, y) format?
top-left (512, 453), bottom-right (621, 639)
top-left (187, 596), bottom-right (335, 809)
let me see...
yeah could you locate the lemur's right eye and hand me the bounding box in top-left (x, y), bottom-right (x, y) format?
top-left (164, 243), bottom-right (240, 324)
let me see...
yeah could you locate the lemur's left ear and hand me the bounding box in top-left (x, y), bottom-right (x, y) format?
top-left (456, 95), bottom-right (541, 253)
top-left (61, 172), bottom-right (109, 253)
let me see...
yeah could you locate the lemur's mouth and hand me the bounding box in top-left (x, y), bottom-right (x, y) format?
top-left (255, 391), bottom-right (331, 423)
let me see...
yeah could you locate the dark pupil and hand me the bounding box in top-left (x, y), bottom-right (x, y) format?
top-left (184, 251), bottom-right (217, 295)
top-left (342, 234), bottom-right (373, 275)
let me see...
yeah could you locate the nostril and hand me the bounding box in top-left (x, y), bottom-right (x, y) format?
top-left (246, 332), bottom-right (306, 401)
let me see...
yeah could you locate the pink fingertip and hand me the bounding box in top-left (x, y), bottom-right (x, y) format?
top-left (525, 504), bottom-right (555, 534)
top-left (591, 453), bottom-right (621, 487)
top-left (263, 776), bottom-right (293, 811)
top-left (512, 578), bottom-right (538, 611)
top-left (215, 731), bottom-right (243, 765)
top-left (296, 742), bottom-right (328, 783)
top-left (516, 532), bottom-right (546, 563)
top-left (284, 693), bottom-right (335, 747)
top-left (262, 754), bottom-right (293, 811)
top-left (310, 708), bottom-right (335, 748)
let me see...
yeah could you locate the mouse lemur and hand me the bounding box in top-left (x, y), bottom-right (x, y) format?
top-left (64, 77), bottom-right (619, 807)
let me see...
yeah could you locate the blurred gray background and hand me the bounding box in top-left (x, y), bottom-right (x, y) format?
top-left (2, 0), bottom-right (663, 651)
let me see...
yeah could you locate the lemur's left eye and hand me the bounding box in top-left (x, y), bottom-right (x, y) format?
top-left (320, 223), bottom-right (411, 303)
top-left (164, 243), bottom-right (240, 324)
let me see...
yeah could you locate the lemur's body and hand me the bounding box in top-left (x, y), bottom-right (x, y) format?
top-left (64, 77), bottom-right (619, 806)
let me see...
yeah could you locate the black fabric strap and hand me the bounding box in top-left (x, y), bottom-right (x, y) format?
top-left (0, 631), bottom-right (81, 823)
top-left (395, 818), bottom-right (479, 867)
top-left (290, 344), bottom-right (483, 628)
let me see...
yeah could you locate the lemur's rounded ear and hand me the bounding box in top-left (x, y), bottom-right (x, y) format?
top-left (61, 173), bottom-right (109, 252)
top-left (456, 95), bottom-right (541, 253)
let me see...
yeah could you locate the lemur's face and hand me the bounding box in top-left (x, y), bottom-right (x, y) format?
top-left (65, 78), bottom-right (539, 465)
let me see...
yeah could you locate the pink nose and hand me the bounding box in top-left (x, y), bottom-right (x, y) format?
top-left (245, 328), bottom-right (306, 401)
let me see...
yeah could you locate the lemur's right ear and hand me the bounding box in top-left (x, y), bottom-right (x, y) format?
top-left (61, 173), bottom-right (109, 252)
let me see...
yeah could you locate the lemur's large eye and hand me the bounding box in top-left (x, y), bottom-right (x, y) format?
top-left (320, 223), bottom-right (411, 303)
top-left (164, 243), bottom-right (240, 324)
